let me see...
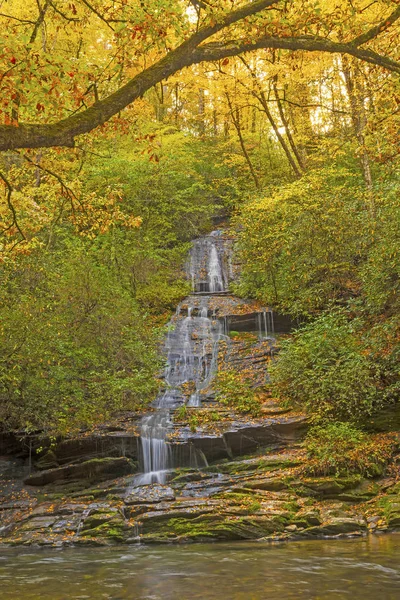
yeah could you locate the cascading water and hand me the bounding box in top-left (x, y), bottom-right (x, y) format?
top-left (135, 231), bottom-right (231, 485)
top-left (134, 229), bottom-right (276, 487)
top-left (208, 244), bottom-right (224, 292)
top-left (134, 412), bottom-right (172, 485)
top-left (188, 231), bottom-right (231, 293)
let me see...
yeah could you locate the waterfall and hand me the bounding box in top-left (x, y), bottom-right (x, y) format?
top-left (188, 231), bottom-right (231, 293)
top-left (208, 244), bottom-right (223, 292)
top-left (134, 412), bottom-right (172, 485)
top-left (135, 230), bottom-right (276, 487)
top-left (258, 309), bottom-right (275, 340)
top-left (135, 233), bottom-right (230, 485)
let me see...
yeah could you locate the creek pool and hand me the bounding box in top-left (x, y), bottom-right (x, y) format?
top-left (1, 535), bottom-right (400, 599)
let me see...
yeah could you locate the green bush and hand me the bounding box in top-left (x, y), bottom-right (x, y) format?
top-left (174, 406), bottom-right (221, 432)
top-left (0, 243), bottom-right (160, 435)
top-left (269, 310), bottom-right (379, 422)
top-left (235, 165), bottom-right (368, 317)
top-left (214, 370), bottom-right (261, 417)
top-left (304, 422), bottom-right (397, 477)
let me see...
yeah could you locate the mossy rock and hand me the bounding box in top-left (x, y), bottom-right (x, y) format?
top-left (24, 457), bottom-right (136, 487)
top-left (297, 475), bottom-right (362, 497)
top-left (35, 450), bottom-right (59, 471)
top-left (80, 517), bottom-right (126, 542)
top-left (140, 511), bottom-right (291, 542)
top-left (81, 509), bottom-right (119, 530)
top-left (298, 517), bottom-right (366, 538)
top-left (378, 494), bottom-right (400, 528)
top-left (242, 477), bottom-right (288, 492)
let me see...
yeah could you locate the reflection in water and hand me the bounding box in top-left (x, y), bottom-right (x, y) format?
top-left (1, 535), bottom-right (400, 599)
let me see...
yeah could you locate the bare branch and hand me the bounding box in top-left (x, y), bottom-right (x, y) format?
top-left (48, 1), bottom-right (80, 22)
top-left (351, 4), bottom-right (400, 47)
top-left (80, 0), bottom-right (116, 31)
top-left (0, 12), bottom-right (35, 24)
top-left (0, 171), bottom-right (26, 241)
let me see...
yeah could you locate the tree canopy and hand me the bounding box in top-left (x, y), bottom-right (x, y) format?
top-left (0, 0), bottom-right (399, 151)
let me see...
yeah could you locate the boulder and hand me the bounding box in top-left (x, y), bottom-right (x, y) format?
top-left (53, 433), bottom-right (139, 465)
top-left (187, 415), bottom-right (308, 463)
top-left (24, 457), bottom-right (136, 486)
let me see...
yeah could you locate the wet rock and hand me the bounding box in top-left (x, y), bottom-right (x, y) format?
top-left (0, 499), bottom-right (33, 511)
top-left (19, 516), bottom-right (58, 531)
top-left (298, 516), bottom-right (367, 537)
top-left (186, 415), bottom-right (307, 463)
top-left (240, 476), bottom-right (288, 492)
top-left (222, 416), bottom-right (308, 456)
top-left (187, 435), bottom-right (231, 462)
top-left (53, 433), bottom-right (139, 465)
top-left (81, 508), bottom-right (119, 530)
top-left (35, 450), bottom-right (59, 470)
top-left (296, 475), bottom-right (362, 498)
top-left (207, 452), bottom-right (302, 475)
top-left (24, 457), bottom-right (136, 486)
top-left (381, 495), bottom-right (400, 528)
top-left (171, 469), bottom-right (214, 484)
top-left (294, 509), bottom-right (322, 528)
top-left (124, 485), bottom-right (175, 505)
top-left (0, 456), bottom-right (31, 480)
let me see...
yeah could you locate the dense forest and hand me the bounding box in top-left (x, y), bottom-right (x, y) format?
top-left (1, 1), bottom-right (400, 554)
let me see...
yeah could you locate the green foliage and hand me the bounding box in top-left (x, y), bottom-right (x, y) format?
top-left (0, 239), bottom-right (160, 435)
top-left (81, 128), bottom-right (244, 314)
top-left (235, 165), bottom-right (368, 317)
top-left (174, 406), bottom-right (220, 432)
top-left (215, 369), bottom-right (261, 417)
top-left (364, 315), bottom-right (400, 405)
top-left (1, 124), bottom-right (249, 435)
top-left (360, 183), bottom-right (400, 314)
top-left (304, 422), bottom-right (397, 477)
top-left (269, 310), bottom-right (379, 422)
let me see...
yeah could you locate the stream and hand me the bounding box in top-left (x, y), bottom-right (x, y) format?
top-left (1, 535), bottom-right (400, 599)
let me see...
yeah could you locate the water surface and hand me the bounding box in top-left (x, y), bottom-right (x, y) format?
top-left (1, 535), bottom-right (400, 599)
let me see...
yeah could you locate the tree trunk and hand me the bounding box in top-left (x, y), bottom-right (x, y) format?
top-left (226, 92), bottom-right (260, 189)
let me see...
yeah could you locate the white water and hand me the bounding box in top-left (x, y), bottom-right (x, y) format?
top-left (208, 244), bottom-right (224, 292)
top-left (135, 230), bottom-right (275, 486)
top-left (135, 231), bottom-right (231, 485)
top-left (134, 412), bottom-right (172, 485)
top-left (188, 231), bottom-right (231, 293)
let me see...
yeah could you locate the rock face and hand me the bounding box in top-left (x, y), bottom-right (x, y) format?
top-left (24, 457), bottom-right (136, 487)
top-left (2, 432), bottom-right (400, 547)
top-left (184, 414), bottom-right (308, 462)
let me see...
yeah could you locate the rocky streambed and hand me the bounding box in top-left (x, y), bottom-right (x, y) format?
top-left (1, 404), bottom-right (400, 547)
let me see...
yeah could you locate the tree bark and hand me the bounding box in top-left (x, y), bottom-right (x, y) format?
top-left (342, 56), bottom-right (374, 193)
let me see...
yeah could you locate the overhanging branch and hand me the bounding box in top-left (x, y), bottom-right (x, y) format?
top-left (0, 0), bottom-right (399, 152)
top-left (192, 35), bottom-right (400, 74)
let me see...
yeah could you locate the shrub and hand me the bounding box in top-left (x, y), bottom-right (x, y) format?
top-left (214, 369), bottom-right (261, 417)
top-left (235, 165), bottom-right (367, 317)
top-left (304, 422), bottom-right (397, 477)
top-left (269, 310), bottom-right (379, 422)
top-left (174, 406), bottom-right (221, 432)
